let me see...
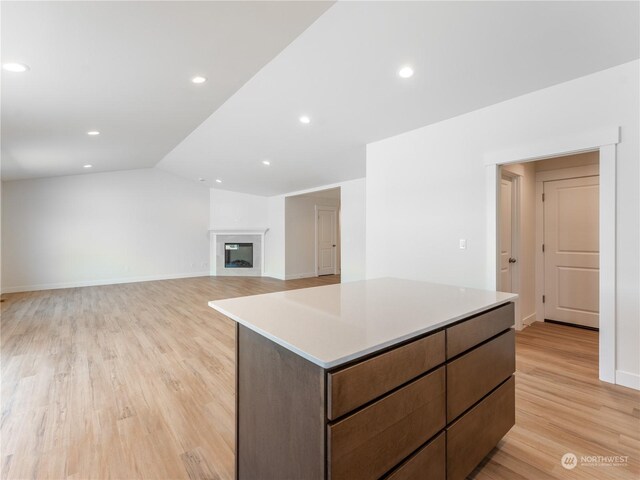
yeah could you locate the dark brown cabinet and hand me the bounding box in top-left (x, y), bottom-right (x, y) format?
top-left (236, 302), bottom-right (515, 479)
top-left (328, 367), bottom-right (445, 479)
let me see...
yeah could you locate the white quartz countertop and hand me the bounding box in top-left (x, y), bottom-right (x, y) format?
top-left (209, 278), bottom-right (518, 369)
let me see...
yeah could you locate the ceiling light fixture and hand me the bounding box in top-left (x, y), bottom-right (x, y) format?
top-left (262, 160), bottom-right (271, 166)
top-left (191, 76), bottom-right (207, 84)
top-left (198, 178), bottom-right (206, 182)
top-left (83, 164), bottom-right (93, 169)
top-left (87, 130), bottom-right (100, 136)
top-left (398, 66), bottom-right (414, 78)
top-left (299, 115), bottom-right (311, 124)
top-left (2, 62), bottom-right (29, 73)
top-left (215, 179), bottom-right (222, 183)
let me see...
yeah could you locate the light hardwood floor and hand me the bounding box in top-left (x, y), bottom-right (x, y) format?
top-left (2, 277), bottom-right (639, 479)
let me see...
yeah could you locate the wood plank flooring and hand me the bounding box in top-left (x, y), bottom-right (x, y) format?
top-left (1, 276), bottom-right (339, 480)
top-left (472, 322), bottom-right (639, 480)
top-left (2, 277), bottom-right (639, 479)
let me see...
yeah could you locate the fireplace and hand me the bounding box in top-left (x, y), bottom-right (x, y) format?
top-left (225, 243), bottom-right (254, 268)
top-left (211, 230), bottom-right (265, 277)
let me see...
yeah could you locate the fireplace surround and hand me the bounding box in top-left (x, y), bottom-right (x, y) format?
top-left (209, 229), bottom-right (268, 277)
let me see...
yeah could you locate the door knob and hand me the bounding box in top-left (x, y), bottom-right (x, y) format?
top-left (508, 258), bottom-right (517, 263)
top-left (332, 244), bottom-right (336, 247)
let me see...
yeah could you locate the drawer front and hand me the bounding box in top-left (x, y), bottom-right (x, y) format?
top-left (328, 331), bottom-right (445, 420)
top-left (328, 367), bottom-right (446, 480)
top-left (446, 376), bottom-right (515, 480)
top-left (385, 432), bottom-right (445, 480)
top-left (447, 329), bottom-right (515, 422)
top-left (446, 302), bottom-right (514, 359)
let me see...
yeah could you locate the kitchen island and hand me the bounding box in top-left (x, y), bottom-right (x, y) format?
top-left (209, 278), bottom-right (517, 480)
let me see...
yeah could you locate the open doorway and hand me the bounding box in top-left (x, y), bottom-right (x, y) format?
top-left (284, 187), bottom-right (341, 279)
top-left (499, 151), bottom-right (600, 332)
top-left (486, 127), bottom-right (618, 384)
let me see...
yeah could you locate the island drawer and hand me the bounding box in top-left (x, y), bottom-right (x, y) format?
top-left (328, 366), bottom-right (446, 480)
top-left (446, 302), bottom-right (514, 359)
top-left (384, 432), bottom-right (445, 480)
top-left (446, 376), bottom-right (515, 480)
top-left (328, 331), bottom-right (445, 420)
top-left (446, 329), bottom-right (515, 422)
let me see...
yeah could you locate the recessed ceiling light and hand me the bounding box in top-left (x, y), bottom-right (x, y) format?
top-left (2, 63), bottom-right (29, 73)
top-left (398, 66), bottom-right (414, 78)
top-left (87, 131), bottom-right (100, 136)
top-left (299, 115), bottom-right (311, 124)
top-left (262, 160), bottom-right (271, 166)
top-left (215, 179), bottom-right (222, 183)
top-left (191, 76), bottom-right (207, 84)
top-left (83, 164), bottom-right (93, 169)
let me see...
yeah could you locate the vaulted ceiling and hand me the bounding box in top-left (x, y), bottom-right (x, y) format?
top-left (1, 1), bottom-right (333, 181)
top-left (3, 1), bottom-right (639, 195)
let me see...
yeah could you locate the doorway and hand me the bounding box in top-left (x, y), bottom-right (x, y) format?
top-left (486, 127), bottom-right (618, 384)
top-left (283, 187), bottom-right (341, 280)
top-left (498, 152), bottom-right (600, 329)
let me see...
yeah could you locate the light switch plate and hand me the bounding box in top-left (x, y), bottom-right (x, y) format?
top-left (459, 239), bottom-right (467, 249)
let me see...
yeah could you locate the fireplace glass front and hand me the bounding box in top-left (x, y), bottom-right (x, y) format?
top-left (225, 243), bottom-right (254, 268)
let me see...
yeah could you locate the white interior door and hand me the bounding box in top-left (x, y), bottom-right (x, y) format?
top-left (544, 176), bottom-right (599, 328)
top-left (317, 207), bottom-right (337, 276)
top-left (500, 177), bottom-right (514, 292)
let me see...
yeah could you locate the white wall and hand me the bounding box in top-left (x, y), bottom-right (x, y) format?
top-left (535, 150), bottom-right (599, 172)
top-left (339, 178), bottom-right (367, 282)
top-left (285, 193), bottom-right (340, 279)
top-left (264, 196), bottom-right (286, 279)
top-left (0, 179), bottom-right (3, 293)
top-left (366, 61), bottom-right (639, 387)
top-left (1, 168), bottom-right (210, 292)
top-left (210, 188), bottom-right (268, 229)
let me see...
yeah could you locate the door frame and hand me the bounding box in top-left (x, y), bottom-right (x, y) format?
top-left (314, 205), bottom-right (338, 276)
top-left (484, 126), bottom-right (619, 384)
top-left (535, 165), bottom-right (600, 326)
top-left (499, 170), bottom-right (522, 329)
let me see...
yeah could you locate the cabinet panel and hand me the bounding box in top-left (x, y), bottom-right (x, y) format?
top-left (237, 325), bottom-right (325, 480)
top-left (328, 367), bottom-right (446, 480)
top-left (385, 432), bottom-right (445, 480)
top-left (446, 303), bottom-right (514, 358)
top-left (447, 329), bottom-right (515, 422)
top-left (446, 376), bottom-right (515, 480)
top-left (328, 331), bottom-right (445, 420)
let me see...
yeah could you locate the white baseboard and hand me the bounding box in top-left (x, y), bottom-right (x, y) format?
top-left (615, 370), bottom-right (640, 390)
top-left (284, 272), bottom-right (317, 280)
top-left (522, 312), bottom-right (537, 327)
top-left (1, 271), bottom-right (211, 294)
top-left (262, 272), bottom-right (286, 280)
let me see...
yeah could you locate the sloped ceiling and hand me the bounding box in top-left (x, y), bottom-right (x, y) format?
top-left (2, 1), bottom-right (638, 196)
top-left (1, 1), bottom-right (333, 180)
top-left (157, 1), bottom-right (640, 195)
